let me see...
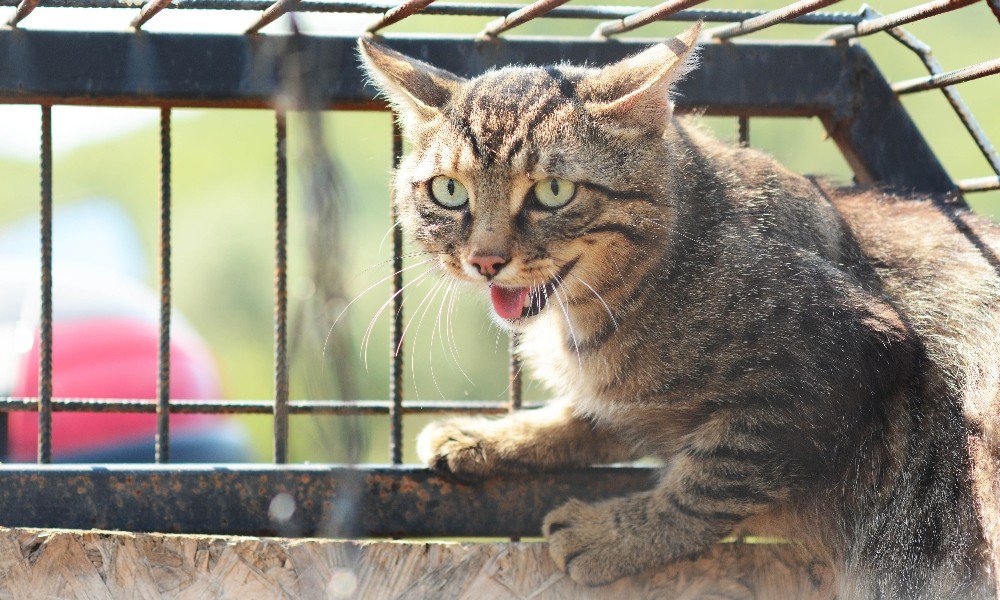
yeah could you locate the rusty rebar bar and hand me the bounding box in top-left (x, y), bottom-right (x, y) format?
top-left (478, 0), bottom-right (570, 38)
top-left (509, 334), bottom-right (522, 412)
top-left (131, 0), bottom-right (174, 29)
top-left (367, 0), bottom-right (435, 33)
top-left (38, 105), bottom-right (53, 465)
top-left (822, 0), bottom-right (978, 39)
top-left (594, 0), bottom-right (707, 38)
top-left (708, 0), bottom-right (843, 39)
top-left (880, 21), bottom-right (999, 178)
top-left (738, 116), bottom-right (750, 147)
top-left (6, 0), bottom-right (39, 27)
top-left (893, 57), bottom-right (1000, 94)
top-left (0, 397), bottom-right (544, 415)
top-left (0, 0), bottom-right (865, 25)
top-left (274, 109), bottom-right (290, 464)
top-left (389, 121), bottom-right (405, 465)
top-left (246, 0), bottom-right (299, 34)
top-left (156, 107), bottom-right (172, 464)
top-left (959, 176), bottom-right (1000, 192)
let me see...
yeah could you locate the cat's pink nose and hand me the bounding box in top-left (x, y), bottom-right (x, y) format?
top-left (468, 253), bottom-right (509, 278)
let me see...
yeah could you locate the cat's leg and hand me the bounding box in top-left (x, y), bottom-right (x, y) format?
top-left (417, 400), bottom-right (635, 482)
top-left (543, 442), bottom-right (790, 586)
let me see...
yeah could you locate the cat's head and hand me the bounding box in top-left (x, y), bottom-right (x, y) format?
top-left (359, 25), bottom-right (700, 328)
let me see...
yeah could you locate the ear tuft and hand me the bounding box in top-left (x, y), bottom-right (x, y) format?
top-left (358, 36), bottom-right (466, 132)
top-left (579, 22), bottom-right (702, 136)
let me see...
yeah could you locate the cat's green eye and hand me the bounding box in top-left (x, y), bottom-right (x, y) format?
top-left (429, 176), bottom-right (469, 208)
top-left (533, 178), bottom-right (576, 209)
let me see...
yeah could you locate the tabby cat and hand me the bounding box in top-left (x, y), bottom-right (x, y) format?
top-left (359, 24), bottom-right (1000, 598)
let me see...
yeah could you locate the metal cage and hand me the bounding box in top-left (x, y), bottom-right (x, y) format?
top-left (0, 0), bottom-right (996, 538)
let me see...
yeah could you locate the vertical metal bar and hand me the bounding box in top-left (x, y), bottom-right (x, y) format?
top-left (274, 109), bottom-right (290, 464)
top-left (738, 116), bottom-right (750, 147)
top-left (389, 120), bottom-right (404, 465)
top-left (38, 105), bottom-right (53, 465)
top-left (508, 331), bottom-right (522, 544)
top-left (155, 107), bottom-right (172, 464)
top-left (508, 334), bottom-right (522, 412)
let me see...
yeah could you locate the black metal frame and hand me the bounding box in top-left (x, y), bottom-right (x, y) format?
top-left (0, 0), bottom-right (996, 536)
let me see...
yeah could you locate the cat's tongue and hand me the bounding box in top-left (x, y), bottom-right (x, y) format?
top-left (490, 285), bottom-right (529, 319)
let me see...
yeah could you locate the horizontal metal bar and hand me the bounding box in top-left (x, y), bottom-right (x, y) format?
top-left (959, 176), bottom-right (1000, 192)
top-left (708, 0), bottom-right (843, 40)
top-left (0, 464), bottom-right (658, 537)
top-left (0, 30), bottom-right (953, 195)
top-left (478, 0), bottom-right (570, 39)
top-left (593, 0), bottom-right (707, 38)
top-left (892, 57), bottom-right (1000, 94)
top-left (0, 31), bottom-right (852, 112)
top-left (822, 0), bottom-right (978, 40)
top-left (0, 0), bottom-right (866, 24)
top-left (0, 397), bottom-right (543, 414)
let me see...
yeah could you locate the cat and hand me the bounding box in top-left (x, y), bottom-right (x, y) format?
top-left (359, 23), bottom-right (1000, 598)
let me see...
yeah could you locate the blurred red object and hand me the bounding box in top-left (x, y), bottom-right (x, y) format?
top-left (10, 316), bottom-right (223, 461)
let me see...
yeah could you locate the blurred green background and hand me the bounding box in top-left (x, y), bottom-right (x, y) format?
top-left (1, 0), bottom-right (996, 464)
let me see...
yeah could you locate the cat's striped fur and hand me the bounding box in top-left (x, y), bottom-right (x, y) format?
top-left (359, 24), bottom-right (1000, 598)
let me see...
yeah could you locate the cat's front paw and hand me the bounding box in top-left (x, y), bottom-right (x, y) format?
top-left (543, 498), bottom-right (640, 587)
top-left (416, 418), bottom-right (495, 483)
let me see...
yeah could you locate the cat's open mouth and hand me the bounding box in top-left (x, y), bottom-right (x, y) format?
top-left (488, 258), bottom-right (579, 320)
top-left (490, 284), bottom-right (552, 320)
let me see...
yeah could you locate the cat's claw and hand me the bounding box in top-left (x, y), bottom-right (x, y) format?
top-left (416, 419), bottom-right (495, 483)
top-left (544, 498), bottom-right (640, 587)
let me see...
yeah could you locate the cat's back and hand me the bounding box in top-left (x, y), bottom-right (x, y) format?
top-left (830, 190), bottom-right (1000, 408)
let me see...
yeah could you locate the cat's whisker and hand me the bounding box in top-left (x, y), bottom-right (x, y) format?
top-left (360, 263), bottom-right (440, 370)
top-left (444, 279), bottom-right (474, 384)
top-left (377, 218), bottom-right (405, 256)
top-left (395, 272), bottom-right (448, 359)
top-left (571, 273), bottom-right (618, 328)
top-left (408, 274), bottom-right (449, 400)
top-left (323, 257), bottom-right (435, 357)
top-left (546, 268), bottom-right (583, 368)
top-left (427, 279), bottom-right (454, 400)
top-left (636, 215), bottom-right (702, 246)
top-left (349, 251), bottom-right (433, 283)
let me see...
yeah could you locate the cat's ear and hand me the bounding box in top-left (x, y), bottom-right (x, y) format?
top-left (579, 23), bottom-right (701, 136)
top-left (358, 36), bottom-right (466, 131)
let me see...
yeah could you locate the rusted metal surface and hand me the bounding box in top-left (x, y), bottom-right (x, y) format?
top-left (246, 0), bottom-right (299, 34)
top-left (738, 116), bottom-right (750, 147)
top-left (0, 465), bottom-right (658, 537)
top-left (708, 0), bottom-right (844, 39)
top-left (892, 57), bottom-right (1000, 94)
top-left (366, 0), bottom-right (436, 33)
top-left (156, 107), bottom-right (172, 464)
top-left (274, 110), bottom-right (289, 464)
top-left (478, 0), bottom-right (571, 39)
top-left (593, 0), bottom-right (708, 38)
top-left (38, 105), bottom-right (53, 466)
top-left (132, 0), bottom-right (175, 30)
top-left (390, 121), bottom-right (404, 465)
top-left (822, 0), bottom-right (978, 39)
top-left (0, 397), bottom-right (545, 414)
